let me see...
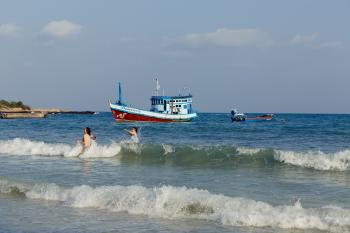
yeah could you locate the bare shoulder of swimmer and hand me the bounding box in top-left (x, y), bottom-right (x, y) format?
top-left (83, 134), bottom-right (91, 147)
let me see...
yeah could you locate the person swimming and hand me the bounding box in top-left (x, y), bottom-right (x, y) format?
top-left (78, 127), bottom-right (96, 154)
top-left (124, 127), bottom-right (139, 143)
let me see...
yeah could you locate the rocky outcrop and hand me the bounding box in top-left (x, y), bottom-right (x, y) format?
top-left (0, 112), bottom-right (47, 119)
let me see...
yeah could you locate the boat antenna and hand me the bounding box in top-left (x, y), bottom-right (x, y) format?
top-left (183, 86), bottom-right (191, 95)
top-left (154, 78), bottom-right (160, 96)
top-left (118, 82), bottom-right (122, 105)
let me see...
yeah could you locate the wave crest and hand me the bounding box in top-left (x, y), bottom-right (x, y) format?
top-left (275, 150), bottom-right (350, 171)
top-left (0, 138), bottom-right (121, 158)
top-left (2, 138), bottom-right (350, 171)
top-left (0, 177), bottom-right (349, 231)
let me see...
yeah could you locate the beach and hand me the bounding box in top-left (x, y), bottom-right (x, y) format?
top-left (1, 113), bottom-right (350, 232)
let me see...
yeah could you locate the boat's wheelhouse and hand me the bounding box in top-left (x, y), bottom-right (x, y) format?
top-left (150, 95), bottom-right (193, 115)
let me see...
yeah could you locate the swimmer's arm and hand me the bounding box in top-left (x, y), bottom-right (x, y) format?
top-left (124, 129), bottom-right (132, 135)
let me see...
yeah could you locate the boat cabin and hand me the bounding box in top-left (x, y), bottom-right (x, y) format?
top-left (150, 95), bottom-right (193, 115)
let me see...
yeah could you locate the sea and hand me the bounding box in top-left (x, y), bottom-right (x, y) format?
top-left (1, 112), bottom-right (350, 233)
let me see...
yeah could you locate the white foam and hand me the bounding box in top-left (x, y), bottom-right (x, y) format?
top-left (274, 149), bottom-right (350, 171)
top-left (162, 144), bottom-right (175, 155)
top-left (79, 141), bottom-right (121, 158)
top-left (120, 140), bottom-right (142, 154)
top-left (0, 138), bottom-right (73, 157)
top-left (0, 138), bottom-right (121, 158)
top-left (1, 177), bottom-right (349, 232)
top-left (236, 147), bottom-right (263, 155)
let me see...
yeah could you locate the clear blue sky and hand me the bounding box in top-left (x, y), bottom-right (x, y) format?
top-left (1, 0), bottom-right (349, 113)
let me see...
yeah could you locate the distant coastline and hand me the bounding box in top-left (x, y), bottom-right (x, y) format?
top-left (0, 99), bottom-right (95, 118)
top-left (0, 99), bottom-right (61, 113)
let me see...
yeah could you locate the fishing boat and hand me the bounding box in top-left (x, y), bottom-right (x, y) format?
top-left (109, 79), bottom-right (197, 122)
top-left (231, 109), bottom-right (274, 122)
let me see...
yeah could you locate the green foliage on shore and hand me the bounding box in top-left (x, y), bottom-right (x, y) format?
top-left (0, 99), bottom-right (31, 110)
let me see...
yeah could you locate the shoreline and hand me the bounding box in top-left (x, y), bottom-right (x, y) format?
top-left (0, 108), bottom-right (96, 119)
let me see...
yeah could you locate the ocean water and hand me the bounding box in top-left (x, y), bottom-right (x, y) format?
top-left (1, 112), bottom-right (350, 233)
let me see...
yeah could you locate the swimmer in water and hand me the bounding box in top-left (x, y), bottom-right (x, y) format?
top-left (124, 127), bottom-right (139, 143)
top-left (78, 127), bottom-right (96, 154)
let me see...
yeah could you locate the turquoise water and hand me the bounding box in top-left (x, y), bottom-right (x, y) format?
top-left (1, 113), bottom-right (350, 232)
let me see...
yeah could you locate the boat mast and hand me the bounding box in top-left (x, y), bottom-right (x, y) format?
top-left (154, 78), bottom-right (160, 96)
top-left (118, 82), bottom-right (122, 105)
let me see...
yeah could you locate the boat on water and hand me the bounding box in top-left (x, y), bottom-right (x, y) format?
top-left (231, 109), bottom-right (274, 122)
top-left (110, 79), bottom-right (197, 122)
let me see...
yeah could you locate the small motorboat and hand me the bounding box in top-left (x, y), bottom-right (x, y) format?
top-left (231, 109), bottom-right (274, 122)
top-left (231, 109), bottom-right (246, 122)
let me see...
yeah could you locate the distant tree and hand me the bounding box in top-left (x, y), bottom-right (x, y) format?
top-left (0, 99), bottom-right (31, 110)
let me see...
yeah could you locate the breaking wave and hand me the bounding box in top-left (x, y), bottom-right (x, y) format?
top-left (274, 149), bottom-right (350, 171)
top-left (0, 177), bottom-right (349, 232)
top-left (1, 138), bottom-right (350, 171)
top-left (0, 138), bottom-right (121, 158)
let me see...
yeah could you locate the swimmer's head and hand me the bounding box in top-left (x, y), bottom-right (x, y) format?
top-left (132, 127), bottom-right (138, 133)
top-left (85, 127), bottom-right (91, 135)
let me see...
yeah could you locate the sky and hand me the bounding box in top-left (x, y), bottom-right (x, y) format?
top-left (0, 0), bottom-right (349, 113)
